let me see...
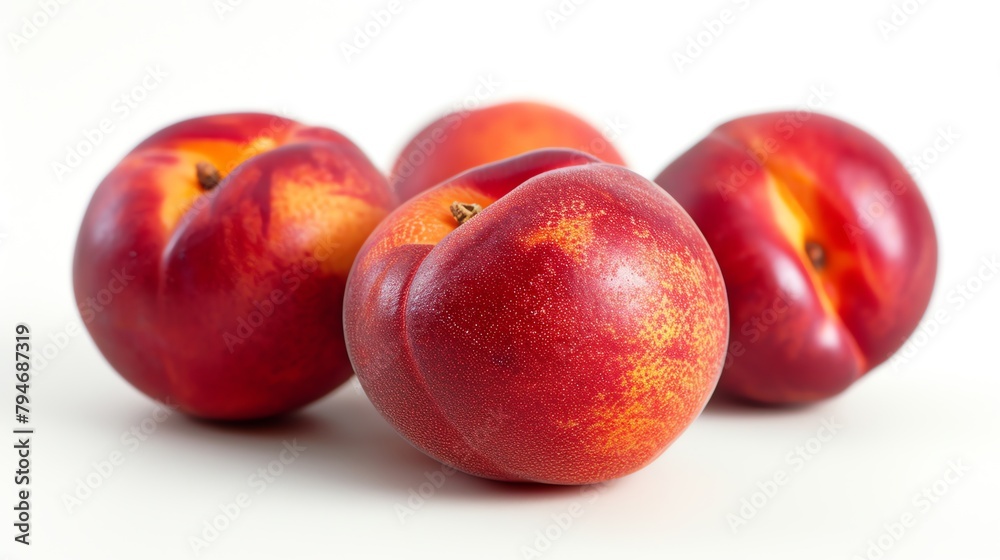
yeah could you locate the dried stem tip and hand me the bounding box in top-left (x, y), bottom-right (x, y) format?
top-left (805, 241), bottom-right (827, 270)
top-left (450, 202), bottom-right (483, 226)
top-left (196, 161), bottom-right (221, 190)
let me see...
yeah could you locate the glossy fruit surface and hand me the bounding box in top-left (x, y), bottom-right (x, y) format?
top-left (655, 112), bottom-right (937, 404)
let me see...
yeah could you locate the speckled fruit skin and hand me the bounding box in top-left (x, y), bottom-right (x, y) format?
top-left (73, 113), bottom-right (396, 420)
top-left (655, 112), bottom-right (937, 405)
top-left (389, 101), bottom-right (626, 202)
top-left (345, 149), bottom-right (729, 484)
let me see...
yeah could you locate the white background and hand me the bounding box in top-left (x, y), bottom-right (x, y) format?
top-left (2, 0), bottom-right (999, 559)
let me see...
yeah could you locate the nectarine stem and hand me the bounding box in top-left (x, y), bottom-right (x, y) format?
top-left (196, 161), bottom-right (221, 190)
top-left (450, 202), bottom-right (482, 226)
top-left (805, 241), bottom-right (827, 270)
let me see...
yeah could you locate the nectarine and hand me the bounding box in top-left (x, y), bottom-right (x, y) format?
top-left (655, 112), bottom-right (937, 404)
top-left (389, 101), bottom-right (626, 202)
top-left (74, 113), bottom-right (395, 419)
top-left (345, 149), bottom-right (728, 484)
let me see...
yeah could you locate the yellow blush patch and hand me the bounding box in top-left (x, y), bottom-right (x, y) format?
top-left (241, 135), bottom-right (278, 160)
top-left (179, 137), bottom-right (282, 175)
top-left (270, 177), bottom-right (389, 277)
top-left (523, 212), bottom-right (600, 262)
top-left (156, 152), bottom-right (212, 231)
top-left (587, 398), bottom-right (668, 458)
top-left (583, 348), bottom-right (705, 460)
top-left (637, 299), bottom-right (683, 350)
top-left (156, 136), bottom-right (285, 233)
top-left (629, 215), bottom-right (652, 239)
top-left (765, 171), bottom-right (841, 315)
top-left (765, 172), bottom-right (810, 251)
top-left (578, 247), bottom-right (726, 459)
top-left (365, 184), bottom-right (495, 261)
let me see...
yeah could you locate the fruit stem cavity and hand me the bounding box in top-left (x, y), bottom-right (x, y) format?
top-left (805, 241), bottom-right (827, 270)
top-left (450, 202), bottom-right (482, 226)
top-left (196, 161), bottom-right (222, 190)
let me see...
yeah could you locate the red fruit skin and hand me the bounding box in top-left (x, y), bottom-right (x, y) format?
top-left (655, 112), bottom-right (938, 405)
top-left (389, 101), bottom-right (627, 202)
top-left (73, 113), bottom-right (395, 420)
top-left (345, 149), bottom-right (729, 484)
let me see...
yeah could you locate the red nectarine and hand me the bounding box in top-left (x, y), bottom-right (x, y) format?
top-left (389, 101), bottom-right (626, 202)
top-left (345, 149), bottom-right (728, 484)
top-left (74, 113), bottom-right (395, 419)
top-left (655, 112), bottom-right (937, 404)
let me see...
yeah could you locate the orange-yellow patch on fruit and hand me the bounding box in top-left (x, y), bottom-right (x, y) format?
top-left (270, 173), bottom-right (388, 276)
top-left (579, 244), bottom-right (726, 460)
top-left (523, 205), bottom-right (604, 262)
top-left (657, 253), bottom-right (725, 365)
top-left (629, 215), bottom-right (652, 239)
top-left (765, 173), bottom-right (810, 255)
top-left (587, 397), bottom-right (669, 459)
top-left (155, 136), bottom-right (289, 233)
top-left (584, 349), bottom-right (702, 460)
top-left (764, 171), bottom-right (842, 316)
top-left (637, 293), bottom-right (684, 348)
top-left (239, 135), bottom-right (279, 163)
top-left (178, 136), bottom-right (283, 176)
top-left (583, 340), bottom-right (676, 459)
top-left (365, 184), bottom-right (495, 261)
top-left (156, 151), bottom-right (213, 231)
